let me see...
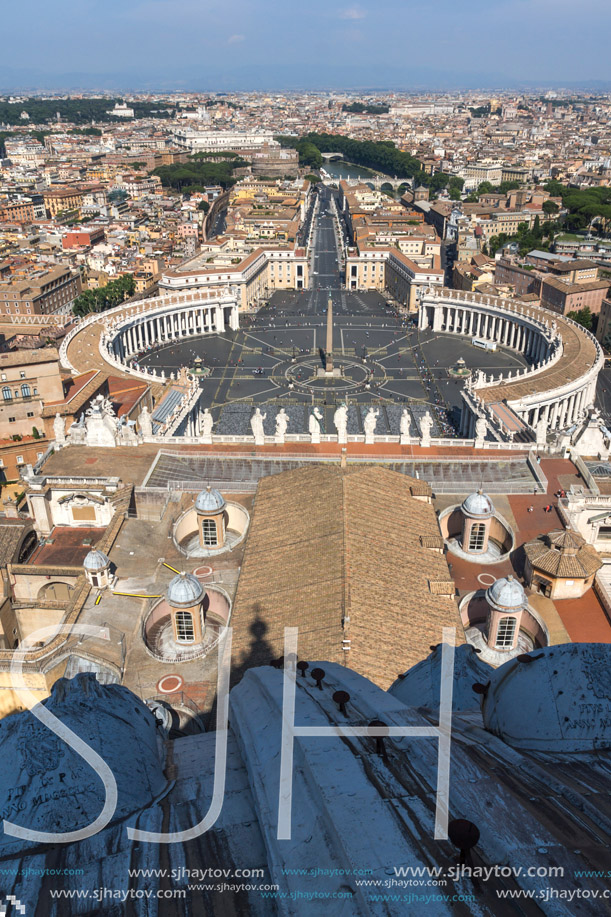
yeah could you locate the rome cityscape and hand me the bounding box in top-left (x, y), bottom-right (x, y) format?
top-left (0, 1), bottom-right (609, 914)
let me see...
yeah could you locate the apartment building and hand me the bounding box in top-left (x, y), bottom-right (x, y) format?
top-left (0, 266), bottom-right (82, 317)
top-left (540, 276), bottom-right (609, 316)
top-left (0, 201), bottom-right (35, 224)
top-left (62, 227), bottom-right (105, 249)
top-left (0, 348), bottom-right (63, 439)
top-left (43, 188), bottom-right (83, 218)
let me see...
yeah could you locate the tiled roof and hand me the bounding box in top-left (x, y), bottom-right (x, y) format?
top-left (231, 465), bottom-right (462, 690)
top-left (524, 528), bottom-right (603, 579)
top-left (0, 521), bottom-right (33, 568)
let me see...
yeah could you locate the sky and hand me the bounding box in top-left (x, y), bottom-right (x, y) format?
top-left (1, 0), bottom-right (610, 91)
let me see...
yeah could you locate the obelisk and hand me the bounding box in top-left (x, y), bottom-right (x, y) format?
top-left (325, 295), bottom-right (334, 374)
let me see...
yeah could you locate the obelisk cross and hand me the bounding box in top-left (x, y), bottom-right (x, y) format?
top-left (325, 295), bottom-right (334, 373)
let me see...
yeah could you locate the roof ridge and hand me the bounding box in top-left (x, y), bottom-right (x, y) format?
top-left (341, 468), bottom-right (350, 667)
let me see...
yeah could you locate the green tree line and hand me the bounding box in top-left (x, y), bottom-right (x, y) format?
top-left (487, 216), bottom-right (557, 258)
top-left (300, 133), bottom-right (423, 178)
top-left (151, 157), bottom-right (248, 192)
top-left (72, 274), bottom-right (136, 317)
top-left (543, 181), bottom-right (611, 233)
top-left (342, 102), bottom-right (390, 114)
top-left (0, 98), bottom-right (174, 125)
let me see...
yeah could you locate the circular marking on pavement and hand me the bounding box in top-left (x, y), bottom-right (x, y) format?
top-left (477, 573), bottom-right (497, 587)
top-left (157, 674), bottom-right (184, 694)
top-left (194, 565), bottom-right (213, 578)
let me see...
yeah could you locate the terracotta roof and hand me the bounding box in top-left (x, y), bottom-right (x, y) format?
top-left (524, 528), bottom-right (603, 579)
top-left (0, 348), bottom-right (59, 367)
top-left (231, 465), bottom-right (462, 690)
top-left (0, 520), bottom-right (34, 568)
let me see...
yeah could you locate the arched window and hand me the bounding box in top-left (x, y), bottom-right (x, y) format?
top-left (202, 518), bottom-right (218, 546)
top-left (21, 383), bottom-right (31, 398)
top-left (2, 386), bottom-right (12, 401)
top-left (175, 610), bottom-right (195, 643)
top-left (468, 522), bottom-right (486, 552)
top-left (495, 615), bottom-right (517, 649)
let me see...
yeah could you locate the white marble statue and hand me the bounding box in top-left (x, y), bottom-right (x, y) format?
top-left (475, 415), bottom-right (487, 448)
top-left (309, 407), bottom-right (323, 444)
top-left (419, 410), bottom-right (433, 448)
top-left (536, 416), bottom-right (547, 449)
top-left (53, 412), bottom-right (66, 445)
top-left (200, 408), bottom-right (214, 443)
top-left (363, 407), bottom-right (379, 444)
top-left (334, 404), bottom-right (348, 444)
top-left (400, 408), bottom-right (411, 444)
top-left (275, 408), bottom-right (289, 443)
top-left (118, 418), bottom-right (138, 445)
top-left (250, 407), bottom-right (266, 445)
top-left (82, 395), bottom-right (118, 448)
top-left (139, 405), bottom-right (153, 437)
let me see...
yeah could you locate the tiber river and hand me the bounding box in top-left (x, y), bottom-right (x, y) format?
top-left (321, 160), bottom-right (410, 199)
top-left (322, 160), bottom-right (377, 182)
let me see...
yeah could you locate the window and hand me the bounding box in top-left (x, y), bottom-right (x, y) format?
top-left (175, 610), bottom-right (195, 643)
top-left (2, 386), bottom-right (12, 401)
top-left (468, 522), bottom-right (486, 552)
top-left (19, 371), bottom-right (26, 379)
top-left (202, 518), bottom-right (218, 546)
top-left (8, 417), bottom-right (15, 423)
top-left (21, 384), bottom-right (31, 398)
top-left (26, 411), bottom-right (34, 418)
top-left (495, 616), bottom-right (517, 649)
top-left (16, 455), bottom-right (23, 464)
top-left (0, 374), bottom-right (5, 381)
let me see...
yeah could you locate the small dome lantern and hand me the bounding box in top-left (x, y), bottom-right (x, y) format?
top-left (166, 572), bottom-right (205, 645)
top-left (194, 486), bottom-right (227, 550)
top-left (83, 549), bottom-right (113, 589)
top-left (484, 575), bottom-right (526, 653)
top-left (461, 490), bottom-right (495, 554)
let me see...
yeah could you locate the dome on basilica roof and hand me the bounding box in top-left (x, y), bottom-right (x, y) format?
top-left (486, 575), bottom-right (527, 611)
top-left (195, 486), bottom-right (226, 514)
top-left (166, 572), bottom-right (204, 608)
top-left (462, 489), bottom-right (494, 518)
top-left (83, 549), bottom-right (110, 572)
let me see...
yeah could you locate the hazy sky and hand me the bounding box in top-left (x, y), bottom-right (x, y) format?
top-left (2, 0), bottom-right (610, 90)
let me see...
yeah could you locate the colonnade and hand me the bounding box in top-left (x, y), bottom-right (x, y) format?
top-left (419, 289), bottom-right (603, 441)
top-left (110, 300), bottom-right (239, 361)
top-left (423, 302), bottom-right (552, 365)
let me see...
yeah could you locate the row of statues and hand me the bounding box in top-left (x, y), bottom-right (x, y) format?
top-left (57, 399), bottom-right (438, 448)
top-left (245, 405), bottom-right (425, 445)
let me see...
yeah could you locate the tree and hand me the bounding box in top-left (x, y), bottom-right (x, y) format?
top-left (542, 200), bottom-right (559, 216)
top-left (567, 306), bottom-right (593, 330)
top-left (72, 274), bottom-right (135, 317)
top-left (198, 200), bottom-right (210, 213)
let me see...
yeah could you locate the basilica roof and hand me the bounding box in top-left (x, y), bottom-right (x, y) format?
top-left (230, 465), bottom-right (461, 690)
